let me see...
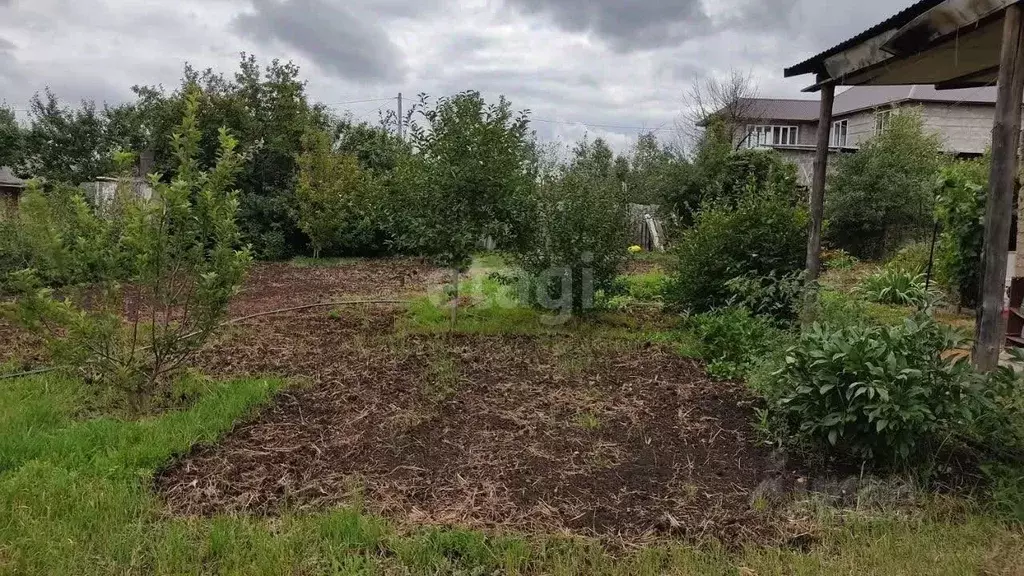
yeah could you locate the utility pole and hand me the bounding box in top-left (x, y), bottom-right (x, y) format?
top-left (397, 92), bottom-right (403, 140)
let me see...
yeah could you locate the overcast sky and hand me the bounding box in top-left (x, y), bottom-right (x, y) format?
top-left (0, 0), bottom-right (916, 151)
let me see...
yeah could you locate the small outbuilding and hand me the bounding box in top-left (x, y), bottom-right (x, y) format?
top-left (0, 166), bottom-right (26, 217)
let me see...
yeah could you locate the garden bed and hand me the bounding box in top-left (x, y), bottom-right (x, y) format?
top-left (160, 329), bottom-right (799, 544)
top-left (152, 258), bottom-right (813, 546)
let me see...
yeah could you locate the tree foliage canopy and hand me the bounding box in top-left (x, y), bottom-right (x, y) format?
top-left (825, 110), bottom-right (944, 259)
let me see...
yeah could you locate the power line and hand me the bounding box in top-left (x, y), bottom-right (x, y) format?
top-left (321, 97), bottom-right (396, 108)
top-left (531, 117), bottom-right (682, 133)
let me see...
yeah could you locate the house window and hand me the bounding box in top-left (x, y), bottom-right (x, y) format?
top-left (831, 120), bottom-right (848, 147)
top-left (745, 125), bottom-right (799, 148)
top-left (875, 109), bottom-right (895, 134)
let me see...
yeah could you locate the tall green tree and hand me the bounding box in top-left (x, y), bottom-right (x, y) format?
top-left (295, 129), bottom-right (381, 258)
top-left (513, 137), bottom-right (629, 316)
top-left (826, 109), bottom-right (944, 259)
top-left (623, 132), bottom-right (690, 207)
top-left (22, 90), bottom-right (112, 184)
top-left (400, 91), bottom-right (534, 270)
top-left (664, 118), bottom-right (731, 228)
top-left (0, 105), bottom-right (24, 170)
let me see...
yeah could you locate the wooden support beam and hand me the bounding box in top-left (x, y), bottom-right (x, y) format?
top-left (804, 80), bottom-right (836, 286)
top-left (975, 3), bottom-right (1024, 371)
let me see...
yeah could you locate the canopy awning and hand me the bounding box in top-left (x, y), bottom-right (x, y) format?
top-left (786, 0), bottom-right (1017, 91)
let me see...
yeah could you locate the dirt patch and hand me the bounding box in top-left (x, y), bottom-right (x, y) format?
top-left (0, 258), bottom-right (440, 370)
top-left (0, 317), bottom-right (44, 369)
top-left (230, 258), bottom-right (440, 317)
top-left (159, 310), bottom-right (800, 544)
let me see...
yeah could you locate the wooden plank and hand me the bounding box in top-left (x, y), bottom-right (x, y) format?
top-left (975, 3), bottom-right (1024, 371)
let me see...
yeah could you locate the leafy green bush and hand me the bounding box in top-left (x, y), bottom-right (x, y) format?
top-left (826, 110), bottom-right (944, 259)
top-left (664, 128), bottom-right (801, 228)
top-left (822, 249), bottom-right (858, 271)
top-left (399, 91), bottom-right (535, 272)
top-left (688, 306), bottom-right (787, 380)
top-left (0, 214), bottom-right (28, 292)
top-left (665, 191), bottom-right (808, 314)
top-left (772, 315), bottom-right (1021, 463)
top-left (295, 129), bottom-right (385, 258)
top-left (2, 182), bottom-right (127, 289)
top-left (725, 270), bottom-right (804, 323)
top-left (513, 138), bottom-right (629, 316)
top-left (6, 90), bottom-right (251, 403)
top-left (934, 160), bottom-right (988, 308)
top-left (857, 266), bottom-right (933, 307)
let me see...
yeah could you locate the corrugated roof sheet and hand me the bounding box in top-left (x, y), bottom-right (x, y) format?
top-left (0, 166), bottom-right (25, 188)
top-left (784, 0), bottom-right (948, 78)
top-left (740, 85), bottom-right (997, 122)
top-left (833, 84), bottom-right (996, 114)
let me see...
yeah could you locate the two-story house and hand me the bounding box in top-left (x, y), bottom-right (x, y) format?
top-left (732, 85), bottom-right (997, 184)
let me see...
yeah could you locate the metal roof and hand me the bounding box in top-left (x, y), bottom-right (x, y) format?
top-left (738, 84), bottom-right (997, 122)
top-left (784, 0), bottom-right (948, 78)
top-left (833, 84), bottom-right (996, 114)
top-left (739, 98), bottom-right (820, 121)
top-left (0, 166), bottom-right (25, 188)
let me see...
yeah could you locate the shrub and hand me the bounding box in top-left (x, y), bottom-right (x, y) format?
top-left (822, 249), bottom-right (858, 271)
top-left (295, 129), bottom-right (383, 258)
top-left (0, 213), bottom-right (28, 292)
top-left (886, 241), bottom-right (932, 275)
top-left (826, 110), bottom-right (944, 259)
top-left (6, 90), bottom-right (251, 404)
top-left (400, 91), bottom-right (535, 272)
top-left (665, 191), bottom-right (808, 314)
top-left (772, 315), bottom-right (1021, 463)
top-left (688, 307), bottom-right (785, 380)
top-left (725, 270), bottom-right (804, 323)
top-left (934, 160), bottom-right (988, 308)
top-left (2, 182), bottom-right (126, 288)
top-left (666, 129), bottom-right (800, 228)
top-left (857, 266), bottom-right (933, 307)
top-left (513, 139), bottom-right (629, 316)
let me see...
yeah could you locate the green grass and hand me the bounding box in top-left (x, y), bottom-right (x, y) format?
top-left (1, 371), bottom-right (1022, 574)
top-left (471, 251), bottom-right (507, 271)
top-left (627, 250), bottom-right (677, 268)
top-left (613, 271), bottom-right (668, 302)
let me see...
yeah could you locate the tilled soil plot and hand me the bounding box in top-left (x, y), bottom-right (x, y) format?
top-left (229, 258), bottom-right (440, 316)
top-left (158, 305), bottom-right (800, 544)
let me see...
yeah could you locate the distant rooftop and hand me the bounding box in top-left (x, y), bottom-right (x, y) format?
top-left (0, 166), bottom-right (26, 188)
top-left (740, 84), bottom-right (997, 122)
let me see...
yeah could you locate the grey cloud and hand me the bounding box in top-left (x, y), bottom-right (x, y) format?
top-left (234, 0), bottom-right (405, 82)
top-left (503, 0), bottom-right (710, 51)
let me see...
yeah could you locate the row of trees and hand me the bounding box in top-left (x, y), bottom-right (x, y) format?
top-left (0, 54), bottom-right (699, 263)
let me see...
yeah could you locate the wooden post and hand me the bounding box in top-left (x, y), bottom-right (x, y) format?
top-left (975, 3), bottom-right (1024, 371)
top-left (803, 80), bottom-right (836, 315)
